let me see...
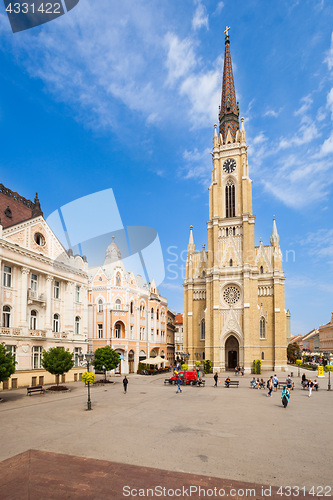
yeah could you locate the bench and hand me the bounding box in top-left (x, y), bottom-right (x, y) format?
top-left (225, 380), bottom-right (239, 388)
top-left (27, 385), bottom-right (45, 396)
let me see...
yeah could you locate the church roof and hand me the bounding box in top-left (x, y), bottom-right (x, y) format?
top-left (219, 28), bottom-right (239, 142)
top-left (0, 184), bottom-right (43, 228)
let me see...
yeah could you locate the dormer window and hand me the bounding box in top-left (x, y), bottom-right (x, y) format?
top-left (4, 207), bottom-right (12, 219)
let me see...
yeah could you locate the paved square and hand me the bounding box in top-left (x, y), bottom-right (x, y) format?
top-left (0, 370), bottom-right (332, 494)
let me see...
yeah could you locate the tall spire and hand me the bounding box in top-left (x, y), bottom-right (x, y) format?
top-left (270, 216), bottom-right (280, 245)
top-left (219, 26), bottom-right (239, 142)
top-left (187, 225), bottom-right (195, 253)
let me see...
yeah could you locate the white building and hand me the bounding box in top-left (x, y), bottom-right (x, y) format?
top-left (0, 186), bottom-right (88, 389)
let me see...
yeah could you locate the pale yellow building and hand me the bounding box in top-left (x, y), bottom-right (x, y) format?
top-left (183, 32), bottom-right (287, 372)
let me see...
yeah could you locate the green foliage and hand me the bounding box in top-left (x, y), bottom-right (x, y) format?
top-left (42, 347), bottom-right (74, 384)
top-left (82, 371), bottom-right (95, 384)
top-left (296, 359), bottom-right (302, 366)
top-left (204, 360), bottom-right (212, 374)
top-left (0, 343), bottom-right (16, 383)
top-left (325, 365), bottom-right (333, 372)
top-left (92, 346), bottom-right (120, 381)
top-left (287, 343), bottom-right (301, 363)
top-left (194, 360), bottom-right (201, 367)
top-left (181, 364), bottom-right (188, 371)
top-left (254, 359), bottom-right (261, 374)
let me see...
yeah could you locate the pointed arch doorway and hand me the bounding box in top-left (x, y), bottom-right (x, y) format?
top-left (225, 335), bottom-right (239, 370)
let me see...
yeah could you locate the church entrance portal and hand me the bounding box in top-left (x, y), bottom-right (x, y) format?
top-left (225, 335), bottom-right (239, 369)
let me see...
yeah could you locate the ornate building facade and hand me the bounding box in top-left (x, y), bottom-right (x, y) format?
top-left (88, 237), bottom-right (168, 374)
top-left (0, 185), bottom-right (88, 389)
top-left (183, 32), bottom-right (287, 372)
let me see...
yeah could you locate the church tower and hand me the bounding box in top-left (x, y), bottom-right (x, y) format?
top-left (183, 28), bottom-right (287, 372)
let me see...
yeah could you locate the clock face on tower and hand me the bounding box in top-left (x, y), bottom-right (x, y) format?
top-left (223, 158), bottom-right (236, 173)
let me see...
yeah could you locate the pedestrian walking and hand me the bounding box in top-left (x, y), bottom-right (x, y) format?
top-left (123, 376), bottom-right (128, 394)
top-left (272, 374), bottom-right (278, 392)
top-left (308, 379), bottom-right (313, 397)
top-left (281, 386), bottom-right (290, 408)
top-left (214, 372), bottom-right (219, 387)
top-left (267, 376), bottom-right (273, 396)
top-left (176, 375), bottom-right (182, 393)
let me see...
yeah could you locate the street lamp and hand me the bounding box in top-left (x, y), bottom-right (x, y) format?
top-left (180, 351), bottom-right (190, 365)
top-left (78, 350), bottom-right (95, 411)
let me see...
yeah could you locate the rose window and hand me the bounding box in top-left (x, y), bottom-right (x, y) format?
top-left (223, 286), bottom-right (241, 305)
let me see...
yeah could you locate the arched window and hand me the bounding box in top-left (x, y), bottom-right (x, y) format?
top-left (30, 310), bottom-right (37, 330)
top-left (130, 301), bottom-right (134, 314)
top-left (226, 228), bottom-right (228, 236)
top-left (156, 309), bottom-right (159, 320)
top-left (260, 318), bottom-right (266, 339)
top-left (200, 319), bottom-right (205, 340)
top-left (116, 274), bottom-right (121, 286)
top-left (53, 314), bottom-right (60, 333)
top-left (115, 323), bottom-right (121, 338)
top-left (151, 308), bottom-right (154, 319)
top-left (115, 299), bottom-right (121, 310)
top-left (230, 259), bottom-right (233, 267)
top-left (202, 270), bottom-right (206, 278)
top-left (98, 299), bottom-right (103, 312)
top-left (225, 179), bottom-right (235, 218)
top-left (75, 316), bottom-right (80, 335)
top-left (233, 227), bottom-right (236, 235)
top-left (260, 266), bottom-right (264, 274)
top-left (2, 305), bottom-right (11, 328)
top-left (261, 351), bottom-right (265, 360)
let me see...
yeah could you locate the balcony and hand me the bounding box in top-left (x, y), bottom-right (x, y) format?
top-left (29, 330), bottom-right (47, 339)
top-left (1, 327), bottom-right (21, 336)
top-left (28, 289), bottom-right (46, 307)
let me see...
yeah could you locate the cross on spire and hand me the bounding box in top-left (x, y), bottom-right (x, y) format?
top-left (224, 26), bottom-right (230, 37)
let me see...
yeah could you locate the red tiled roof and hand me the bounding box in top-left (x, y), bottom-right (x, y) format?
top-left (0, 184), bottom-right (43, 228)
top-left (174, 313), bottom-right (183, 324)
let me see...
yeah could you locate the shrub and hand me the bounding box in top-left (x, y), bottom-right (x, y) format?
top-left (296, 359), bottom-right (302, 366)
top-left (254, 360), bottom-right (261, 374)
top-left (325, 365), bottom-right (333, 372)
top-left (181, 364), bottom-right (188, 371)
top-left (194, 360), bottom-right (201, 367)
top-left (204, 360), bottom-right (212, 374)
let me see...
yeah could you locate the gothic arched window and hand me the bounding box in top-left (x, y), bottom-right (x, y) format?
top-left (260, 318), bottom-right (266, 339)
top-left (200, 319), bottom-right (205, 340)
top-left (230, 259), bottom-right (233, 267)
top-left (98, 299), bottom-right (103, 312)
top-left (116, 273), bottom-right (121, 286)
top-left (260, 266), bottom-right (264, 274)
top-left (225, 179), bottom-right (235, 218)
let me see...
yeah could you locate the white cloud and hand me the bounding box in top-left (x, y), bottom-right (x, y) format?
top-left (264, 108), bottom-right (282, 118)
top-left (294, 94), bottom-right (313, 118)
top-left (181, 147), bottom-right (212, 183)
top-left (327, 88), bottom-right (333, 117)
top-left (324, 32), bottom-right (333, 70)
top-left (318, 130), bottom-right (333, 156)
top-left (192, 2), bottom-right (209, 31)
top-left (214, 2), bottom-right (224, 15)
top-left (252, 132), bottom-right (267, 145)
top-left (164, 33), bottom-right (197, 86)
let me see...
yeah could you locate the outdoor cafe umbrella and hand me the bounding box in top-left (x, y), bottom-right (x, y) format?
top-left (140, 356), bottom-right (169, 365)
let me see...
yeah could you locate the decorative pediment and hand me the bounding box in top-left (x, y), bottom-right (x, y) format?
top-left (219, 236), bottom-right (242, 267)
top-left (255, 243), bottom-right (273, 273)
top-left (3, 217), bottom-right (69, 264)
top-left (221, 307), bottom-right (242, 338)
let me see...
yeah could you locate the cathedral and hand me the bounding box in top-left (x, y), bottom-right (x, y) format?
top-left (183, 30), bottom-right (288, 372)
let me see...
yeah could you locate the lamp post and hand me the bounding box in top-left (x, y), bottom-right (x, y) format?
top-left (180, 351), bottom-right (190, 366)
top-left (78, 350), bottom-right (95, 411)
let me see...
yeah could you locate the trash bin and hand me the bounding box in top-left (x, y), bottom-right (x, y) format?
top-left (291, 372), bottom-right (293, 377)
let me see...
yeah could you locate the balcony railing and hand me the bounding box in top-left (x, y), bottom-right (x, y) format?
top-left (28, 289), bottom-right (46, 305)
top-left (29, 330), bottom-right (47, 338)
top-left (1, 327), bottom-right (21, 336)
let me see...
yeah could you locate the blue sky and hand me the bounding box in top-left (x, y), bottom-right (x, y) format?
top-left (0, 0), bottom-right (332, 335)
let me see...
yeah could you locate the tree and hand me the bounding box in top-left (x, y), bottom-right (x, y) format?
top-left (287, 342), bottom-right (301, 363)
top-left (42, 347), bottom-right (74, 386)
top-left (92, 346), bottom-right (120, 381)
top-left (0, 343), bottom-right (16, 384)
